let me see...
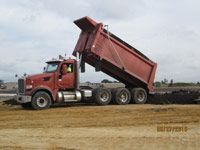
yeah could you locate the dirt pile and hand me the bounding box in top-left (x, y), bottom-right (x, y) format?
top-left (148, 90), bottom-right (200, 104)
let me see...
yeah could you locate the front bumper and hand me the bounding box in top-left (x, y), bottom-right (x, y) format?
top-left (17, 94), bottom-right (32, 103)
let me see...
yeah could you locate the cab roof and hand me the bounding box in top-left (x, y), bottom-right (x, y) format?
top-left (46, 59), bottom-right (76, 64)
top-left (46, 60), bottom-right (62, 63)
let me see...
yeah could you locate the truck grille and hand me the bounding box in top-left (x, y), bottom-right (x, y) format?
top-left (18, 78), bottom-right (25, 94)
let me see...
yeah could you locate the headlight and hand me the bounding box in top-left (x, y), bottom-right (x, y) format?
top-left (26, 85), bottom-right (33, 90)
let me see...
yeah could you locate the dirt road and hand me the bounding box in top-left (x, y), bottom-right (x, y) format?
top-left (0, 103), bottom-right (200, 150)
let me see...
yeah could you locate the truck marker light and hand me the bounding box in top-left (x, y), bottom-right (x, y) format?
top-left (58, 83), bottom-right (62, 87)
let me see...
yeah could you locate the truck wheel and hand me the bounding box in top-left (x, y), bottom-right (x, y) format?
top-left (31, 91), bottom-right (51, 110)
top-left (93, 88), bottom-right (111, 105)
top-left (131, 88), bottom-right (147, 104)
top-left (21, 102), bottom-right (32, 109)
top-left (111, 88), bottom-right (131, 105)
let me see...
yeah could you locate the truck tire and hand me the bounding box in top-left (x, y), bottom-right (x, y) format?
top-left (21, 102), bottom-right (32, 109)
top-left (131, 88), bottom-right (147, 104)
top-left (111, 88), bottom-right (131, 105)
top-left (93, 88), bottom-right (111, 105)
top-left (31, 91), bottom-right (51, 110)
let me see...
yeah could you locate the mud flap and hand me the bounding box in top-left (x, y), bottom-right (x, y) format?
top-left (95, 59), bottom-right (101, 72)
top-left (81, 60), bottom-right (85, 73)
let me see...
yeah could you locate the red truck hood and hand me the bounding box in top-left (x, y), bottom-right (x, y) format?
top-left (26, 73), bottom-right (53, 80)
top-left (24, 73), bottom-right (54, 95)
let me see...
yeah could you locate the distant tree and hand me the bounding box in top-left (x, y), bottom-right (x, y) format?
top-left (0, 80), bottom-right (3, 85)
top-left (154, 81), bottom-right (161, 87)
top-left (161, 78), bottom-right (168, 84)
top-left (101, 79), bottom-right (112, 83)
top-left (113, 81), bottom-right (119, 83)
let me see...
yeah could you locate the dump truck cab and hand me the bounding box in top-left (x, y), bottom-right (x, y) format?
top-left (17, 58), bottom-right (83, 109)
top-left (44, 59), bottom-right (77, 90)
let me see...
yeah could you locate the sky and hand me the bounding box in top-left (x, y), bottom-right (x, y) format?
top-left (0, 0), bottom-right (200, 83)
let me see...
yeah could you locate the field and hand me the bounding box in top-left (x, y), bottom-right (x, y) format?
top-left (0, 102), bottom-right (200, 150)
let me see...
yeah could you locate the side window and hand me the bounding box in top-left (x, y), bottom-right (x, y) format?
top-left (60, 63), bottom-right (73, 74)
top-left (66, 63), bottom-right (73, 73)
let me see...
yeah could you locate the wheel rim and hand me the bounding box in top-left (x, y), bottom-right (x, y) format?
top-left (36, 97), bottom-right (48, 108)
top-left (137, 91), bottom-right (145, 102)
top-left (99, 91), bottom-right (109, 102)
top-left (119, 91), bottom-right (128, 102)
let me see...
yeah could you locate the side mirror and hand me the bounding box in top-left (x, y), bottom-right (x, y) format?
top-left (62, 64), bottom-right (67, 75)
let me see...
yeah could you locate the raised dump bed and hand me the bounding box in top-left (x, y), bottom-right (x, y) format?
top-left (73, 16), bottom-right (157, 92)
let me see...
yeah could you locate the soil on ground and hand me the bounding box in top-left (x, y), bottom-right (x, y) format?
top-left (0, 102), bottom-right (200, 150)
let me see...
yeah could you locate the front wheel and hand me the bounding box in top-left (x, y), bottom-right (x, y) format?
top-left (131, 88), bottom-right (147, 104)
top-left (31, 91), bottom-right (51, 110)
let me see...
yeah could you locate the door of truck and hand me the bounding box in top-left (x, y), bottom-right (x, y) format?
top-left (58, 63), bottom-right (75, 89)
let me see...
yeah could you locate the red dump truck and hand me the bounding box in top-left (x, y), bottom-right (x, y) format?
top-left (16, 16), bottom-right (157, 110)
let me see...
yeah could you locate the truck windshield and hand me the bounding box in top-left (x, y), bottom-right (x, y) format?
top-left (44, 62), bottom-right (59, 73)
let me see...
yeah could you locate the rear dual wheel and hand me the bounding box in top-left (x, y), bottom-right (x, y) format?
top-left (131, 88), bottom-right (147, 104)
top-left (93, 87), bottom-right (147, 105)
top-left (111, 88), bottom-right (131, 105)
top-left (92, 88), bottom-right (112, 105)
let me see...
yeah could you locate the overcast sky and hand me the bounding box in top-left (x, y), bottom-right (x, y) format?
top-left (0, 0), bottom-right (200, 83)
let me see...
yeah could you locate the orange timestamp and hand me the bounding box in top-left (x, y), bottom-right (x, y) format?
top-left (157, 126), bottom-right (187, 132)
